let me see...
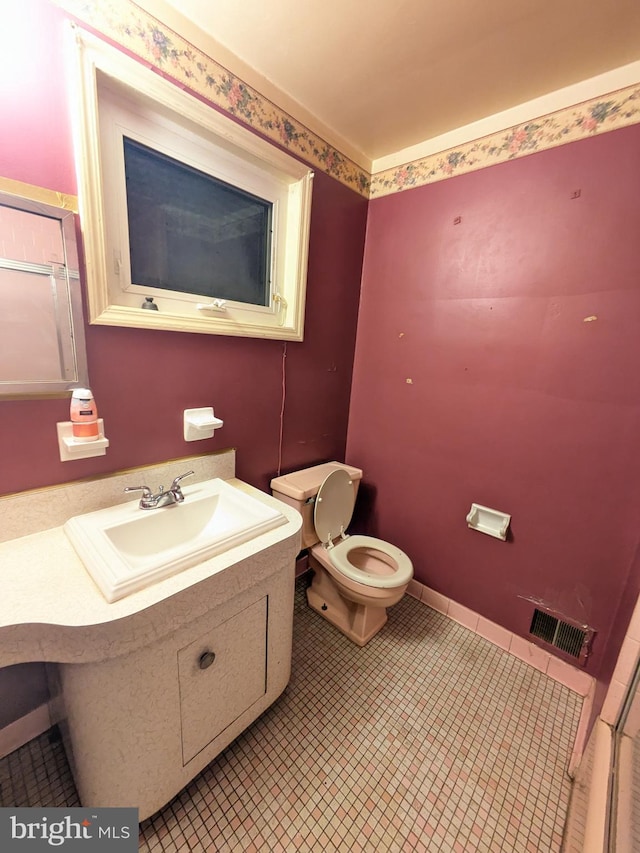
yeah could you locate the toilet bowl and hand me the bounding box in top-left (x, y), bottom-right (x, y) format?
top-left (271, 463), bottom-right (413, 646)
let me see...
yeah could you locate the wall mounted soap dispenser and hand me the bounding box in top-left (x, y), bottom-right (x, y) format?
top-left (57, 388), bottom-right (109, 461)
top-left (70, 388), bottom-right (99, 441)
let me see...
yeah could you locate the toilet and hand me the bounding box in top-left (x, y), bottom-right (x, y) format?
top-left (271, 462), bottom-right (413, 646)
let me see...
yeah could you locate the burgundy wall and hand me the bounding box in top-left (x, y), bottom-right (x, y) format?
top-left (0, 0), bottom-right (367, 498)
top-left (3, 0), bottom-right (640, 722)
top-left (347, 125), bottom-right (640, 685)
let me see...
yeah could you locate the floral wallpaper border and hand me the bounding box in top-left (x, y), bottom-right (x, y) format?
top-left (58, 0), bottom-right (640, 201)
top-left (57, 0), bottom-right (371, 196)
top-left (370, 84), bottom-right (640, 198)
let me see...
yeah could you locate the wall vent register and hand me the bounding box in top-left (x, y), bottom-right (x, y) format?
top-left (529, 606), bottom-right (594, 666)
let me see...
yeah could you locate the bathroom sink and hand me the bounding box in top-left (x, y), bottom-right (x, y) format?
top-left (64, 478), bottom-right (287, 602)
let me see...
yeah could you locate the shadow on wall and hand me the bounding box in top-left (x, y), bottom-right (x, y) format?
top-left (350, 481), bottom-right (378, 537)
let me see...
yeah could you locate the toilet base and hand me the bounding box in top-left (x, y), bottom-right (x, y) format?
top-left (306, 563), bottom-right (387, 647)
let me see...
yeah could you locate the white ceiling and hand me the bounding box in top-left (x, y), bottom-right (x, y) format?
top-left (152, 0), bottom-right (640, 168)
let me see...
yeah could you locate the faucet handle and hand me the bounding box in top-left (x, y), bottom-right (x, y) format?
top-left (124, 484), bottom-right (158, 510)
top-left (124, 485), bottom-right (152, 497)
top-left (170, 470), bottom-right (195, 491)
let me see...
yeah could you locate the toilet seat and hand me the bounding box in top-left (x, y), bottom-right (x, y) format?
top-left (313, 469), bottom-right (412, 589)
top-left (328, 535), bottom-right (413, 589)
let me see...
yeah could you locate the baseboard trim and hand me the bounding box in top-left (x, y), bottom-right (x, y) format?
top-left (406, 578), bottom-right (595, 768)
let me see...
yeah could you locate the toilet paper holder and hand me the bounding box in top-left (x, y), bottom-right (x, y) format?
top-left (466, 503), bottom-right (511, 540)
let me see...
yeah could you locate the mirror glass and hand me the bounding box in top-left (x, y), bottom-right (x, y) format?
top-left (0, 189), bottom-right (89, 397)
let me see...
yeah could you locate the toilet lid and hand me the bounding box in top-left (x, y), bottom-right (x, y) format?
top-left (314, 468), bottom-right (355, 545)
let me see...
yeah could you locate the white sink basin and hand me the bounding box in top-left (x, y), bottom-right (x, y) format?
top-left (64, 478), bottom-right (287, 602)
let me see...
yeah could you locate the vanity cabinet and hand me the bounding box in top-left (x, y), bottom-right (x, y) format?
top-left (0, 456), bottom-right (301, 823)
top-left (56, 565), bottom-right (294, 821)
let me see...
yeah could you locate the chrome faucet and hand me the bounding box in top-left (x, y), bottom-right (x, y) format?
top-left (124, 470), bottom-right (195, 510)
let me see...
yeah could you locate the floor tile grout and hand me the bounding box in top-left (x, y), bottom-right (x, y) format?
top-left (0, 576), bottom-right (580, 851)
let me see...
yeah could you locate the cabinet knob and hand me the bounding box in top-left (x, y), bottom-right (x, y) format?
top-left (199, 650), bottom-right (216, 670)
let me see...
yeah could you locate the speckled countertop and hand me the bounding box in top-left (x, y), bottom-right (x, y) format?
top-left (0, 450), bottom-right (301, 666)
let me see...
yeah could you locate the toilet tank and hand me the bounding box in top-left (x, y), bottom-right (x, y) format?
top-left (270, 462), bottom-right (363, 549)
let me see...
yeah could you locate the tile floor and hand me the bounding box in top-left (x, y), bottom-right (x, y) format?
top-left (0, 578), bottom-right (582, 852)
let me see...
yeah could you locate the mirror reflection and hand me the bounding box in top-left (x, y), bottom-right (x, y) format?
top-left (0, 189), bottom-right (89, 397)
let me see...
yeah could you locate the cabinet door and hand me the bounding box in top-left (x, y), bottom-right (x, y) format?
top-left (178, 596), bottom-right (268, 765)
